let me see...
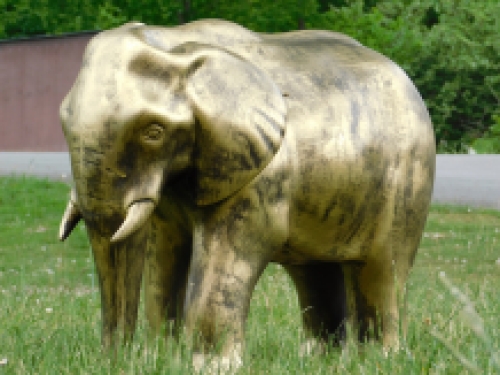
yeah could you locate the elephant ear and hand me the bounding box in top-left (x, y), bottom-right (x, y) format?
top-left (181, 44), bottom-right (287, 205)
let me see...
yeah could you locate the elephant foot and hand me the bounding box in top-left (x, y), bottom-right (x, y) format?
top-left (298, 338), bottom-right (326, 357)
top-left (192, 345), bottom-right (243, 374)
top-left (382, 335), bottom-right (400, 357)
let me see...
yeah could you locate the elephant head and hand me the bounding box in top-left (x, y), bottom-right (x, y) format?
top-left (59, 24), bottom-right (286, 346)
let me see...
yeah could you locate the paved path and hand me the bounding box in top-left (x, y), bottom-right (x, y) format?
top-left (1, 152), bottom-right (499, 209)
top-left (0, 152), bottom-right (72, 181)
top-left (432, 155), bottom-right (500, 210)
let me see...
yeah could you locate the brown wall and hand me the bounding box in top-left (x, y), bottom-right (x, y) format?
top-left (0, 32), bottom-right (97, 151)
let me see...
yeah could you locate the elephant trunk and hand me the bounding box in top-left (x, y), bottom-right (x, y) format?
top-left (59, 190), bottom-right (155, 347)
top-left (87, 222), bottom-right (149, 347)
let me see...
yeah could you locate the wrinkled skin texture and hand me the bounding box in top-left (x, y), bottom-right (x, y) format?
top-left (59, 20), bottom-right (435, 370)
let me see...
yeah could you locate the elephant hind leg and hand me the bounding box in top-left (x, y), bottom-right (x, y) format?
top-left (284, 262), bottom-right (347, 344)
top-left (342, 258), bottom-right (406, 351)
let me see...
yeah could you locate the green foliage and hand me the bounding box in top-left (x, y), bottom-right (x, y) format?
top-left (317, 0), bottom-right (380, 12)
top-left (184, 0), bottom-right (319, 32)
top-left (0, 0), bottom-right (179, 37)
top-left (400, 0), bottom-right (500, 148)
top-left (472, 116), bottom-right (500, 153)
top-left (312, 1), bottom-right (422, 71)
top-left (103, 0), bottom-right (179, 26)
top-left (2, 0), bottom-right (47, 37)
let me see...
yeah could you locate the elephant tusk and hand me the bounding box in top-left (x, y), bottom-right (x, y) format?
top-left (59, 196), bottom-right (82, 241)
top-left (110, 200), bottom-right (155, 243)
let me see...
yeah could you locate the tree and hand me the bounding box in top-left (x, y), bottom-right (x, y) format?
top-left (183, 0), bottom-right (318, 32)
top-left (378, 0), bottom-right (500, 147)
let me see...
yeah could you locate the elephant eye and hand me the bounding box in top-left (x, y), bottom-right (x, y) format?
top-left (142, 124), bottom-right (165, 143)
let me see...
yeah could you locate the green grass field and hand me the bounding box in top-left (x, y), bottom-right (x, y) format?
top-left (1, 177), bottom-right (499, 374)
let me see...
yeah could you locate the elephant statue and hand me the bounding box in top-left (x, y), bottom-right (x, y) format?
top-left (59, 19), bottom-right (435, 371)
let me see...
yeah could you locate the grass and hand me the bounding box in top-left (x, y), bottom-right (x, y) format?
top-left (1, 176), bottom-right (499, 374)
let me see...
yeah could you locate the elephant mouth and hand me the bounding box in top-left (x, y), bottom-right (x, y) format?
top-left (59, 190), bottom-right (156, 243)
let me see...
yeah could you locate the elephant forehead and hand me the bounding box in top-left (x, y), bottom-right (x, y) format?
top-left (64, 33), bottom-right (144, 126)
top-left (64, 92), bottom-right (124, 140)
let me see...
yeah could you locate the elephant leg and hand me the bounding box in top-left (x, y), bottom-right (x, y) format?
top-left (184, 240), bottom-right (267, 372)
top-left (284, 263), bottom-right (347, 345)
top-left (342, 255), bottom-right (404, 351)
top-left (143, 215), bottom-right (191, 336)
top-left (183, 203), bottom-right (281, 371)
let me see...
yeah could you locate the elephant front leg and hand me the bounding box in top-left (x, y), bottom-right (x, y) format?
top-left (143, 215), bottom-right (191, 336)
top-left (87, 224), bottom-right (149, 348)
top-left (183, 217), bottom-right (273, 372)
top-left (184, 249), bottom-right (261, 372)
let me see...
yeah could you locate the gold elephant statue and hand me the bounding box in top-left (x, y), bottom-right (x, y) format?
top-left (59, 19), bottom-right (435, 371)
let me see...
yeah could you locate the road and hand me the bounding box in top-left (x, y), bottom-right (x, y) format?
top-left (1, 152), bottom-right (499, 210)
top-left (432, 155), bottom-right (500, 209)
top-left (0, 152), bottom-right (72, 181)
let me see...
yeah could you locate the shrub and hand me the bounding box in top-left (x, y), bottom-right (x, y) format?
top-left (472, 116), bottom-right (500, 153)
top-left (377, 0), bottom-right (500, 149)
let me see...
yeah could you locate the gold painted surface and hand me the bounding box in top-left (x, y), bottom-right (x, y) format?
top-left (59, 19), bottom-right (435, 369)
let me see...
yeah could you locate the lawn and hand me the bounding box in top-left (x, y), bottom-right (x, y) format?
top-left (0, 177), bottom-right (499, 374)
